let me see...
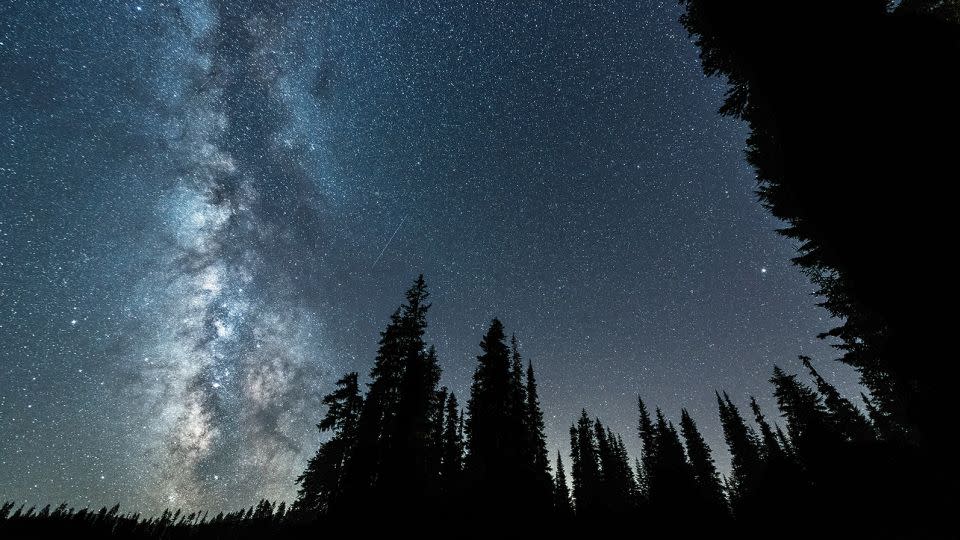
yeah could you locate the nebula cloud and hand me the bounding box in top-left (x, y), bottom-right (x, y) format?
top-left (126, 0), bottom-right (331, 511)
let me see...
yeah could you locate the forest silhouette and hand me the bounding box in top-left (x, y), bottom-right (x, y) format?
top-left (3, 1), bottom-right (957, 537)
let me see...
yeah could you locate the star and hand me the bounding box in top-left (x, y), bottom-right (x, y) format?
top-left (0, 0), bottom-right (854, 515)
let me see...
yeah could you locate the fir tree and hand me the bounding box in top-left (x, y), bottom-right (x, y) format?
top-left (294, 372), bottom-right (363, 515)
top-left (636, 396), bottom-right (656, 497)
top-left (594, 420), bottom-right (638, 515)
top-left (525, 361), bottom-right (553, 513)
top-left (440, 392), bottom-right (463, 496)
top-left (800, 356), bottom-right (875, 443)
top-left (679, 408), bottom-right (728, 518)
top-left (510, 334), bottom-right (527, 423)
top-left (569, 410), bottom-right (601, 516)
top-left (646, 409), bottom-right (699, 516)
top-left (340, 275), bottom-right (437, 512)
top-left (749, 396), bottom-right (783, 460)
top-left (465, 318), bottom-right (526, 515)
top-left (716, 392), bottom-right (763, 518)
top-left (771, 366), bottom-right (843, 463)
top-left (553, 451), bottom-right (573, 518)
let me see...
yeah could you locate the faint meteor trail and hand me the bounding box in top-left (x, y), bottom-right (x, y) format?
top-left (372, 216), bottom-right (406, 268)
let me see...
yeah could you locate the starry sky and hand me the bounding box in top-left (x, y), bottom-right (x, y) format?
top-left (0, 0), bottom-right (859, 514)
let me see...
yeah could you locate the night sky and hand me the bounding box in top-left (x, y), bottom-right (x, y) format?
top-left (1, 0), bottom-right (858, 514)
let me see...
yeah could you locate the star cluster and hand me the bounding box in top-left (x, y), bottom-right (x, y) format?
top-left (0, 0), bottom-right (857, 514)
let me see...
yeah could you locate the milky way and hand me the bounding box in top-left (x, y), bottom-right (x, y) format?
top-left (1, 0), bottom-right (860, 514)
top-left (129, 0), bottom-right (335, 509)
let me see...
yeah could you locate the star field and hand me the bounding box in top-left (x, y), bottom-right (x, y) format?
top-left (0, 0), bottom-right (857, 514)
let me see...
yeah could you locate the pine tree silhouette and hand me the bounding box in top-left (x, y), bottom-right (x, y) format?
top-left (569, 410), bottom-right (601, 517)
top-left (645, 409), bottom-right (700, 521)
top-left (338, 275), bottom-right (438, 515)
top-left (465, 318), bottom-right (527, 516)
top-left (440, 392), bottom-right (464, 498)
top-left (525, 361), bottom-right (554, 514)
top-left (679, 408), bottom-right (728, 522)
top-left (636, 396), bottom-right (656, 497)
top-left (716, 392), bottom-right (763, 521)
top-left (594, 420), bottom-right (638, 515)
top-left (553, 451), bottom-right (574, 518)
top-left (800, 356), bottom-right (875, 444)
top-left (293, 372), bottom-right (363, 515)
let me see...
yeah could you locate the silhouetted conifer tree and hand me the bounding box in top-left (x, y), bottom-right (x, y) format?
top-left (748, 396), bottom-right (783, 460)
top-left (569, 410), bottom-right (601, 516)
top-left (770, 366), bottom-right (870, 531)
top-left (636, 396), bottom-right (656, 497)
top-left (800, 356), bottom-right (875, 443)
top-left (679, 408), bottom-right (728, 520)
top-left (440, 392), bottom-right (463, 496)
top-left (525, 361), bottom-right (554, 513)
top-left (466, 318), bottom-right (527, 516)
top-left (339, 275), bottom-right (438, 514)
top-left (771, 367), bottom-right (844, 466)
top-left (553, 451), bottom-right (574, 518)
top-left (646, 409), bottom-right (699, 518)
top-left (594, 420), bottom-right (638, 515)
top-left (716, 392), bottom-right (763, 519)
top-left (294, 372), bottom-right (363, 515)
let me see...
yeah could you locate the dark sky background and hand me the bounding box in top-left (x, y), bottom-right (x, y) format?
top-left (0, 0), bottom-right (859, 514)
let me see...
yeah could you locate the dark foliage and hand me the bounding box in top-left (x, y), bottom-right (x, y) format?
top-left (679, 0), bottom-right (958, 524)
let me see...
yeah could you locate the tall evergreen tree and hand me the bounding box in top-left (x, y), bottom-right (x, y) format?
top-left (636, 396), bottom-right (656, 497)
top-left (646, 409), bottom-right (699, 516)
top-left (440, 392), bottom-right (463, 496)
top-left (594, 420), bottom-right (638, 515)
top-left (525, 361), bottom-right (553, 513)
top-left (510, 334), bottom-right (527, 421)
top-left (748, 393), bottom-right (812, 528)
top-left (614, 434), bottom-right (641, 508)
top-left (340, 275), bottom-right (437, 512)
top-left (553, 451), bottom-right (573, 518)
top-left (345, 307), bottom-right (403, 500)
top-left (771, 366), bottom-right (868, 530)
top-left (771, 367), bottom-right (844, 464)
top-left (568, 410), bottom-right (601, 516)
top-left (294, 372), bottom-right (363, 515)
top-left (679, 408), bottom-right (727, 518)
top-left (465, 318), bottom-right (526, 515)
top-left (749, 396), bottom-right (783, 460)
top-left (800, 356), bottom-right (875, 443)
top-left (716, 392), bottom-right (763, 518)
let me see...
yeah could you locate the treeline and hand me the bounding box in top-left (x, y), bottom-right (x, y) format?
top-left (287, 276), bottom-right (929, 536)
top-left (0, 499), bottom-right (296, 538)
top-left (0, 276), bottom-right (939, 537)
